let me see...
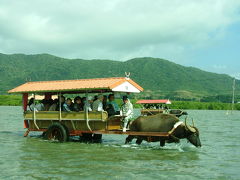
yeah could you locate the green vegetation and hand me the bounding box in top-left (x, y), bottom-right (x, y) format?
top-left (170, 101), bottom-right (240, 110)
top-left (0, 53), bottom-right (239, 102)
top-left (1, 95), bottom-right (239, 110)
top-left (0, 95), bottom-right (22, 106)
top-left (129, 99), bottom-right (240, 110)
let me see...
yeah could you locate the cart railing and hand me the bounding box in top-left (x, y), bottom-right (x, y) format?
top-left (24, 111), bottom-right (108, 121)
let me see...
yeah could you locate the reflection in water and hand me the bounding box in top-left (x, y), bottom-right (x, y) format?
top-left (0, 106), bottom-right (240, 179)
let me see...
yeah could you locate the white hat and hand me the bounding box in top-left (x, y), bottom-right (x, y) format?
top-left (87, 96), bottom-right (93, 101)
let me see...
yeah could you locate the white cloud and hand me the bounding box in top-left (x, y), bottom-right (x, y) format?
top-left (232, 73), bottom-right (240, 79)
top-left (213, 65), bottom-right (227, 70)
top-left (0, 0), bottom-right (239, 61)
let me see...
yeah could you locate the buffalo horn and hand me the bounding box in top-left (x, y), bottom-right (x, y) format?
top-left (184, 117), bottom-right (196, 133)
top-left (191, 118), bottom-right (195, 127)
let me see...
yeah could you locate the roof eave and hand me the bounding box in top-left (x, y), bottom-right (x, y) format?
top-left (8, 87), bottom-right (111, 94)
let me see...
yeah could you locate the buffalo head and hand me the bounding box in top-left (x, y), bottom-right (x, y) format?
top-left (184, 118), bottom-right (201, 147)
top-left (182, 111), bottom-right (188, 115)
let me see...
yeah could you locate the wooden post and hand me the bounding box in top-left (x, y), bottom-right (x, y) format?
top-left (22, 93), bottom-right (29, 129)
top-left (22, 93), bottom-right (28, 112)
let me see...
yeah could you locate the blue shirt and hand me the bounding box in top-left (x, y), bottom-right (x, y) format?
top-left (63, 103), bottom-right (71, 112)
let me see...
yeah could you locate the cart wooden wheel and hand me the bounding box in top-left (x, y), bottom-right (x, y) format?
top-left (44, 123), bottom-right (69, 142)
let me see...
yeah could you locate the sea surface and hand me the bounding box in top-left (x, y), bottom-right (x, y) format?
top-left (0, 106), bottom-right (239, 180)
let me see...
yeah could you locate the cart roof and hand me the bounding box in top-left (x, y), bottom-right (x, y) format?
top-left (136, 99), bottom-right (171, 104)
top-left (8, 77), bottom-right (143, 94)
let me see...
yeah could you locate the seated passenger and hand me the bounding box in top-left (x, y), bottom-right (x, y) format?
top-left (56, 96), bottom-right (65, 111)
top-left (92, 95), bottom-right (104, 111)
top-left (84, 96), bottom-right (93, 111)
top-left (106, 94), bottom-right (120, 115)
top-left (81, 97), bottom-right (86, 107)
top-left (103, 95), bottom-right (107, 110)
top-left (44, 99), bottom-right (53, 111)
top-left (63, 98), bottom-right (74, 112)
top-left (73, 96), bottom-right (83, 112)
top-left (27, 98), bottom-right (44, 111)
top-left (93, 95), bottom-right (98, 102)
top-left (106, 104), bottom-right (115, 116)
top-left (35, 99), bottom-right (45, 111)
top-left (49, 99), bottom-right (58, 111)
top-left (27, 98), bottom-right (35, 111)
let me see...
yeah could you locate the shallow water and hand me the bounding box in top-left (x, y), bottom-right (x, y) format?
top-left (0, 106), bottom-right (239, 180)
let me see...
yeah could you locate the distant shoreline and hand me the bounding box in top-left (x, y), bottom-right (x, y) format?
top-left (0, 95), bottom-right (239, 110)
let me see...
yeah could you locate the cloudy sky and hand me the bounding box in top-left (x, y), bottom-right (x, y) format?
top-left (0, 0), bottom-right (240, 78)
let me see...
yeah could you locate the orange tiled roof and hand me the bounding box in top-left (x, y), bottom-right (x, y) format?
top-left (8, 77), bottom-right (143, 94)
top-left (136, 99), bottom-right (171, 104)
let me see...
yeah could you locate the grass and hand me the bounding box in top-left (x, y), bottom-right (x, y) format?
top-left (0, 95), bottom-right (22, 106)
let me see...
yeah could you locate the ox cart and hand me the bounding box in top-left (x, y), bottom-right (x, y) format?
top-left (136, 99), bottom-right (188, 117)
top-left (8, 77), bottom-right (173, 143)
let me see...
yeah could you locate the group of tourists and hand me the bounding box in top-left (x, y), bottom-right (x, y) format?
top-left (143, 104), bottom-right (169, 110)
top-left (27, 94), bottom-right (133, 132)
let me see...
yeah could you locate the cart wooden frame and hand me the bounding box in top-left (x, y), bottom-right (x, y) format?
top-left (8, 77), bottom-right (170, 141)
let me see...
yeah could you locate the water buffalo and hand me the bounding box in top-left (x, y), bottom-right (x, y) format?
top-left (125, 113), bottom-right (201, 147)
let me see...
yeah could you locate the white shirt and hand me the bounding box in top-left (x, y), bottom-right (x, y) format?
top-left (121, 101), bottom-right (133, 117)
top-left (27, 104), bottom-right (35, 111)
top-left (27, 103), bottom-right (44, 111)
top-left (84, 102), bottom-right (92, 111)
top-left (35, 103), bottom-right (44, 111)
top-left (92, 99), bottom-right (103, 111)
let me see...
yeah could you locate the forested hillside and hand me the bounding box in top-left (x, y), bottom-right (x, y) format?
top-left (0, 53), bottom-right (239, 101)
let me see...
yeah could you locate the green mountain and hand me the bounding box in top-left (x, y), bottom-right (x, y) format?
top-left (0, 53), bottom-right (239, 101)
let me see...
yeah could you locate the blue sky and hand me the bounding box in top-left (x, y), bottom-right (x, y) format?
top-left (0, 0), bottom-right (239, 78)
top-left (180, 23), bottom-right (240, 78)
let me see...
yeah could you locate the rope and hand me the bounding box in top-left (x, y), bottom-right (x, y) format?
top-left (168, 121), bottom-right (183, 135)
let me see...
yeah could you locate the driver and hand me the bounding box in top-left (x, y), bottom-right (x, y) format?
top-left (121, 96), bottom-right (133, 132)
